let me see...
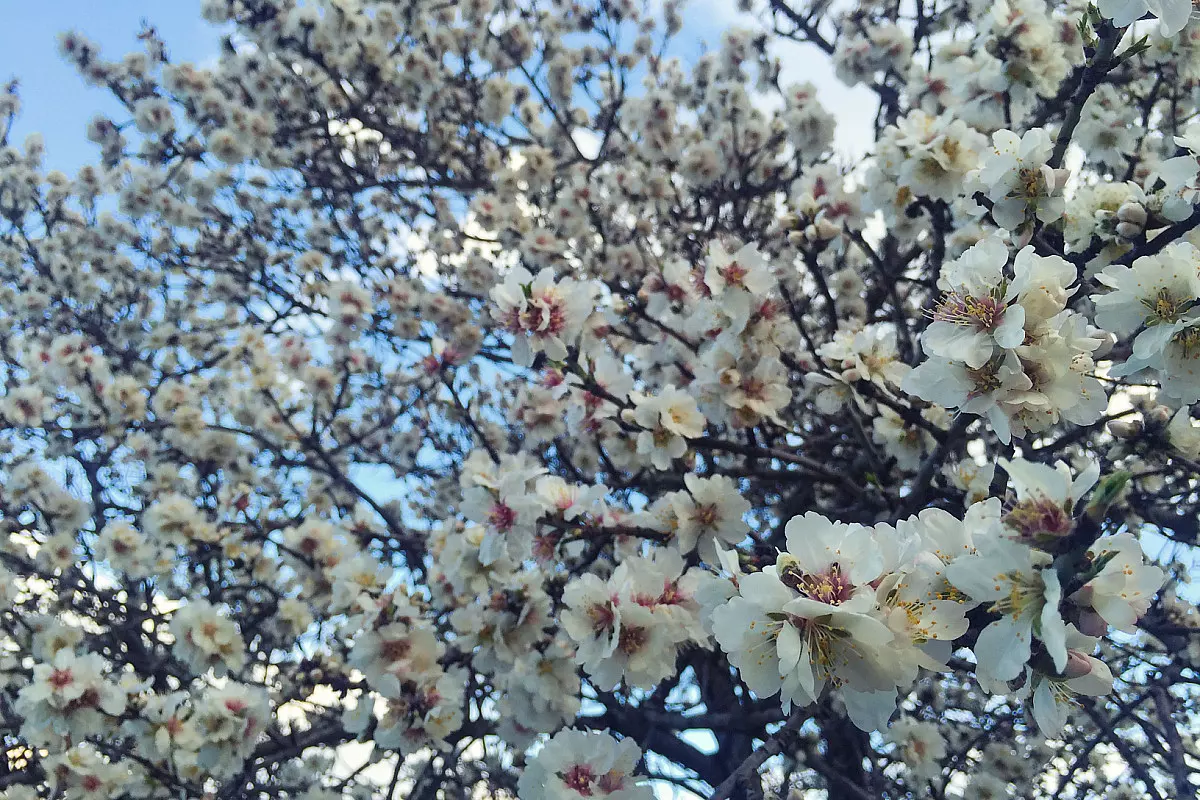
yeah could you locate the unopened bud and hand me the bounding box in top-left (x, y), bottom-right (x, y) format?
top-left (1051, 167), bottom-right (1072, 193)
top-left (1107, 419), bottom-right (1143, 439)
top-left (1146, 405), bottom-right (1172, 428)
top-left (1086, 470), bottom-right (1132, 521)
top-left (1116, 201), bottom-right (1147, 226)
top-left (1063, 649), bottom-right (1095, 679)
top-left (813, 218), bottom-right (841, 240)
top-left (1115, 221), bottom-right (1143, 239)
top-left (778, 212), bottom-right (802, 230)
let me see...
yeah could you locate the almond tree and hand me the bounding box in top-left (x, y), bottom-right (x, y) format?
top-left (0, 1), bottom-right (1199, 799)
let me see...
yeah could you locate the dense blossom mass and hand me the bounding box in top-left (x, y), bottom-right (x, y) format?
top-left (1, 0), bottom-right (1200, 798)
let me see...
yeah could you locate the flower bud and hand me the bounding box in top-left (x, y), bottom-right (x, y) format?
top-left (1115, 221), bottom-right (1143, 239)
top-left (778, 212), bottom-right (802, 230)
top-left (1106, 418), bottom-right (1142, 439)
top-left (813, 218), bottom-right (841, 240)
top-left (1051, 167), bottom-right (1072, 193)
top-left (1063, 649), bottom-right (1095, 679)
top-left (1146, 405), bottom-right (1172, 428)
top-left (1116, 201), bottom-right (1147, 226)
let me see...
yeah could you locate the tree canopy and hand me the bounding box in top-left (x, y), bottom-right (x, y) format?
top-left (1, 1), bottom-right (1200, 799)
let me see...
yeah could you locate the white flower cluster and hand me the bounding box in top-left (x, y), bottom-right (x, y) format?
top-left (1093, 242), bottom-right (1200, 403)
top-left (16, 648), bottom-right (270, 781)
top-left (711, 457), bottom-right (1162, 736)
top-left (905, 236), bottom-right (1107, 442)
top-left (491, 267), bottom-right (597, 367)
top-left (519, 729), bottom-right (651, 800)
top-left (562, 548), bottom-right (707, 690)
top-left (344, 594), bottom-right (467, 753)
top-left (974, 129), bottom-right (1070, 236)
top-left (711, 509), bottom-right (971, 731)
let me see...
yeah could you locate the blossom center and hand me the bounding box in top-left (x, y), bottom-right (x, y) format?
top-left (488, 503), bottom-right (517, 531)
top-left (618, 625), bottom-right (648, 655)
top-left (720, 262), bottom-right (749, 287)
top-left (966, 362), bottom-right (1003, 396)
top-left (1004, 498), bottom-right (1074, 541)
top-left (1018, 166), bottom-right (1047, 199)
top-left (48, 668), bottom-right (74, 690)
top-left (587, 603), bottom-right (615, 634)
top-left (990, 571), bottom-right (1044, 618)
top-left (380, 639), bottom-right (411, 662)
top-left (561, 764), bottom-right (597, 795)
top-left (933, 290), bottom-right (1006, 331)
top-left (780, 562), bottom-right (854, 605)
top-left (693, 503), bottom-right (720, 528)
top-left (1172, 326), bottom-right (1200, 359)
top-left (1141, 288), bottom-right (1191, 325)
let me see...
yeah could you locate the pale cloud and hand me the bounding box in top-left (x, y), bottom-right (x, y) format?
top-left (678, 0), bottom-right (879, 160)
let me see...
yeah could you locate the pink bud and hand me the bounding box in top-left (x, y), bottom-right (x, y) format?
top-left (1063, 649), bottom-right (1094, 679)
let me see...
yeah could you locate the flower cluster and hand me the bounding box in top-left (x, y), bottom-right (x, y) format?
top-left (1093, 242), bottom-right (1200, 403)
top-left (711, 458), bottom-right (1162, 736)
top-left (562, 548), bottom-right (707, 690)
top-left (518, 729), bottom-right (651, 800)
top-left (905, 236), bottom-right (1107, 442)
top-left (711, 510), bottom-right (970, 730)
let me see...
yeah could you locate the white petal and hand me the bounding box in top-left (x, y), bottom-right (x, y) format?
top-left (841, 688), bottom-right (897, 732)
top-left (975, 617), bottom-right (1032, 682)
top-left (1032, 680), bottom-right (1068, 737)
top-left (1040, 572), bottom-right (1069, 674)
top-left (777, 623), bottom-right (803, 676)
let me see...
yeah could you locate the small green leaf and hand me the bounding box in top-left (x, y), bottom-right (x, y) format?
top-left (1086, 470), bottom-right (1132, 520)
top-left (1120, 35), bottom-right (1151, 62)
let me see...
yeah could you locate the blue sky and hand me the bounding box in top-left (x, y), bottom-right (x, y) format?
top-left (0, 1), bottom-right (221, 171)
